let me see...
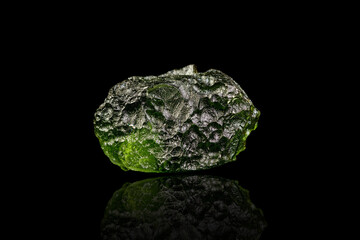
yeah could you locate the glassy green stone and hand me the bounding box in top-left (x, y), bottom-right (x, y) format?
top-left (101, 175), bottom-right (266, 240)
top-left (94, 65), bottom-right (260, 172)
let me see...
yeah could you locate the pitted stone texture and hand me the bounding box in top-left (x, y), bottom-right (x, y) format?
top-left (94, 65), bottom-right (260, 172)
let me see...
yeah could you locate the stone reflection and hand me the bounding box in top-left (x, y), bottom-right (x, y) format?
top-left (101, 175), bottom-right (266, 240)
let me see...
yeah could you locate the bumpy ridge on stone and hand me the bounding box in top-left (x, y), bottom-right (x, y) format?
top-left (94, 65), bottom-right (260, 172)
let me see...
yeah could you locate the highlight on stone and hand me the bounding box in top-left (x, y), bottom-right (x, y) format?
top-left (94, 65), bottom-right (260, 172)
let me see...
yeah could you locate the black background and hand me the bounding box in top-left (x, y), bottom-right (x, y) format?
top-left (30, 60), bottom-right (316, 239)
top-left (5, 6), bottom-right (340, 238)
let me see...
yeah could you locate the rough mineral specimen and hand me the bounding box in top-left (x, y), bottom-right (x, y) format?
top-left (101, 175), bottom-right (267, 240)
top-left (94, 65), bottom-right (260, 172)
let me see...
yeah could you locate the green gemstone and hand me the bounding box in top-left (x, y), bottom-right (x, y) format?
top-left (94, 65), bottom-right (260, 172)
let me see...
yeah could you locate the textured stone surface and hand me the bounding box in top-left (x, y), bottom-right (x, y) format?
top-left (101, 175), bottom-right (266, 240)
top-left (94, 65), bottom-right (260, 172)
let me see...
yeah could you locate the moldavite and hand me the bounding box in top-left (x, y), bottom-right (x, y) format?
top-left (101, 175), bottom-right (266, 239)
top-left (94, 65), bottom-right (260, 172)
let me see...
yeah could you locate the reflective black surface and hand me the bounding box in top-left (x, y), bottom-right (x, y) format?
top-left (101, 175), bottom-right (266, 240)
top-left (37, 63), bottom-right (310, 239)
